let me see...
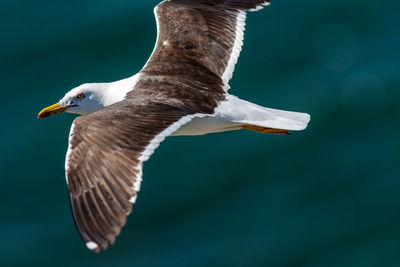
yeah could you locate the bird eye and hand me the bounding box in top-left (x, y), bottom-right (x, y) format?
top-left (76, 93), bottom-right (85, 100)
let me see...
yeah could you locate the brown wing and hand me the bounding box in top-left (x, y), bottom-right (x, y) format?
top-left (65, 99), bottom-right (201, 252)
top-left (141, 0), bottom-right (271, 91)
top-left (65, 0), bottom-right (272, 252)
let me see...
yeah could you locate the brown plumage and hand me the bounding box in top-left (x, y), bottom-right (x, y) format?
top-left (65, 0), bottom-right (273, 252)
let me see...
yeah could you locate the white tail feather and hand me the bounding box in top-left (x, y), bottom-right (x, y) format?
top-left (216, 95), bottom-right (310, 131)
top-left (172, 95), bottom-right (310, 136)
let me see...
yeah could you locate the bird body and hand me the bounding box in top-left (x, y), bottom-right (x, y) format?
top-left (38, 0), bottom-right (310, 252)
top-left (54, 74), bottom-right (309, 135)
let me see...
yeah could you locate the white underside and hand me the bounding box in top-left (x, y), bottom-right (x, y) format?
top-left (171, 95), bottom-right (310, 136)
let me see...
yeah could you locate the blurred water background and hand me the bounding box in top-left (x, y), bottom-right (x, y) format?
top-left (0, 0), bottom-right (399, 266)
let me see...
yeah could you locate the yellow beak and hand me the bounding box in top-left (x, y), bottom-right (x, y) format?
top-left (37, 103), bottom-right (74, 119)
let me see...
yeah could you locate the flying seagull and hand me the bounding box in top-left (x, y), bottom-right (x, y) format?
top-left (38, 0), bottom-right (310, 252)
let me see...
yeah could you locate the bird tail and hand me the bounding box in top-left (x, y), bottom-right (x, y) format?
top-left (217, 95), bottom-right (311, 134)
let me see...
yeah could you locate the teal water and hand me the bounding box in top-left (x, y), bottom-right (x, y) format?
top-left (1, 0), bottom-right (399, 266)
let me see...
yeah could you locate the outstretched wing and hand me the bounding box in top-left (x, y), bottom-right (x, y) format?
top-left (65, 99), bottom-right (203, 252)
top-left (65, 0), bottom-right (272, 252)
top-left (142, 0), bottom-right (271, 91)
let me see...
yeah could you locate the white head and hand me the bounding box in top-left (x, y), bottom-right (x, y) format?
top-left (59, 83), bottom-right (109, 115)
top-left (37, 75), bottom-right (140, 119)
top-left (37, 83), bottom-right (109, 118)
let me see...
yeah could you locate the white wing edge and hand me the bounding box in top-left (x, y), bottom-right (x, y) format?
top-left (138, 113), bottom-right (207, 162)
top-left (249, 1), bottom-right (271, 12)
top-left (65, 121), bottom-right (76, 185)
top-left (221, 10), bottom-right (247, 91)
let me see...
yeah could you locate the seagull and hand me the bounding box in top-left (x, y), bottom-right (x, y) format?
top-left (38, 0), bottom-right (310, 252)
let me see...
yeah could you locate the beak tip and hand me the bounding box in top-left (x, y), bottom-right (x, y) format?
top-left (37, 103), bottom-right (67, 119)
top-left (37, 112), bottom-right (48, 119)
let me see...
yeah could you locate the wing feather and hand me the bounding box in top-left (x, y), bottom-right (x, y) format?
top-left (64, 0), bottom-right (272, 252)
top-left (142, 0), bottom-right (271, 91)
top-left (65, 100), bottom-right (204, 252)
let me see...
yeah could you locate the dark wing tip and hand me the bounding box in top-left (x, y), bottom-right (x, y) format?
top-left (86, 241), bottom-right (101, 253)
top-left (170, 0), bottom-right (272, 11)
top-left (69, 190), bottom-right (133, 253)
top-left (222, 0), bottom-right (272, 11)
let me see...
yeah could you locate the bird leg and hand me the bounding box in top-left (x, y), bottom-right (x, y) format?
top-left (242, 124), bottom-right (290, 135)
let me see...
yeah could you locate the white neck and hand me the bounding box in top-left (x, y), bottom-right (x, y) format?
top-left (102, 73), bottom-right (141, 107)
top-left (62, 73), bottom-right (142, 116)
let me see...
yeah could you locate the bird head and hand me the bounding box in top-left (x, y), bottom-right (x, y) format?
top-left (37, 83), bottom-right (108, 118)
